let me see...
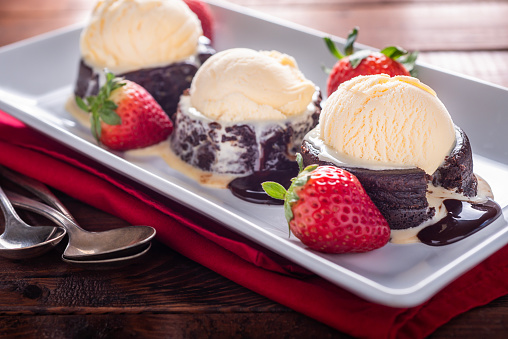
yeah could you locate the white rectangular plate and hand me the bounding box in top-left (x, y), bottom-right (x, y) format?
top-left (1, 0), bottom-right (508, 307)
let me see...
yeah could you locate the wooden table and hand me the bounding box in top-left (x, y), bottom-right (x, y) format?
top-left (1, 0), bottom-right (508, 337)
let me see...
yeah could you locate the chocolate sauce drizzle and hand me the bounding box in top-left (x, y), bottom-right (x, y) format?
top-left (228, 169), bottom-right (298, 205)
top-left (417, 199), bottom-right (502, 246)
top-left (230, 172), bottom-right (503, 246)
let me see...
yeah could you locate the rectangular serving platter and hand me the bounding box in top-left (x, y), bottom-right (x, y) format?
top-left (1, 0), bottom-right (508, 307)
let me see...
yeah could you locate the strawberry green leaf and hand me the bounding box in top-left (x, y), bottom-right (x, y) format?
top-left (321, 63), bottom-right (332, 75)
top-left (380, 46), bottom-right (408, 60)
top-left (284, 194), bottom-right (296, 225)
top-left (284, 186), bottom-right (300, 228)
top-left (323, 37), bottom-right (344, 60)
top-left (293, 173), bottom-right (311, 188)
top-left (103, 100), bottom-right (118, 110)
top-left (399, 51), bottom-right (419, 75)
top-left (91, 114), bottom-right (101, 141)
top-left (100, 108), bottom-right (122, 125)
top-left (261, 182), bottom-right (287, 200)
top-left (75, 96), bottom-right (89, 112)
top-left (344, 27), bottom-right (359, 56)
top-left (86, 96), bottom-right (97, 107)
top-left (296, 153), bottom-right (304, 173)
top-left (349, 49), bottom-right (372, 69)
top-left (302, 164), bottom-right (318, 174)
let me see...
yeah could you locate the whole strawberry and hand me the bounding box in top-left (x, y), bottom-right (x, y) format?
top-left (263, 155), bottom-right (390, 254)
top-left (75, 73), bottom-right (173, 151)
top-left (183, 0), bottom-right (215, 42)
top-left (324, 27), bottom-right (418, 97)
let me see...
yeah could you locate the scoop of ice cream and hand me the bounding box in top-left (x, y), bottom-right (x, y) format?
top-left (80, 0), bottom-right (202, 74)
top-left (319, 74), bottom-right (456, 174)
top-left (189, 48), bottom-right (316, 121)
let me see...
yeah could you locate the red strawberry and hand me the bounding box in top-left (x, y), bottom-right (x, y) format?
top-left (75, 73), bottom-right (173, 151)
top-left (263, 155), bottom-right (390, 254)
top-left (324, 27), bottom-right (418, 97)
top-left (183, 0), bottom-right (215, 42)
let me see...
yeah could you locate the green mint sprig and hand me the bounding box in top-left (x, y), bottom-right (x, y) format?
top-left (75, 72), bottom-right (125, 141)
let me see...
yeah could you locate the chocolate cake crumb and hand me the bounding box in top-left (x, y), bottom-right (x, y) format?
top-left (431, 127), bottom-right (477, 197)
top-left (171, 90), bottom-right (322, 176)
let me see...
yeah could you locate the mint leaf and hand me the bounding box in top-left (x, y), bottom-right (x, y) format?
top-left (75, 96), bottom-right (89, 112)
top-left (100, 108), bottom-right (122, 125)
top-left (261, 182), bottom-right (287, 200)
top-left (78, 71), bottom-right (126, 142)
top-left (103, 100), bottom-right (118, 110)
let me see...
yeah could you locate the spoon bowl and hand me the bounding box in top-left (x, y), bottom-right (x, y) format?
top-left (62, 225), bottom-right (156, 258)
top-left (0, 186), bottom-right (66, 260)
top-left (5, 190), bottom-right (155, 260)
top-left (1, 167), bottom-right (156, 262)
top-left (61, 242), bottom-right (152, 269)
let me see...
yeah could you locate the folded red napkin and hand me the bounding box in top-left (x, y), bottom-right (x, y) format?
top-left (1, 110), bottom-right (507, 338)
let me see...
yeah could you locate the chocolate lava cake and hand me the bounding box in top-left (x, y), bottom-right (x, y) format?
top-left (171, 90), bottom-right (322, 175)
top-left (74, 37), bottom-right (215, 117)
top-left (301, 125), bottom-right (477, 230)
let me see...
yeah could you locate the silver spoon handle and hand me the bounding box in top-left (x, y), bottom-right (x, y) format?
top-left (5, 190), bottom-right (77, 231)
top-left (0, 185), bottom-right (21, 225)
top-left (0, 166), bottom-right (77, 223)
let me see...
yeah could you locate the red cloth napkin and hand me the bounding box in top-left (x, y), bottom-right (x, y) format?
top-left (1, 110), bottom-right (507, 338)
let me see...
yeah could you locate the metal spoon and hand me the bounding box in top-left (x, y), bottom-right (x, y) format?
top-left (0, 185), bottom-right (66, 260)
top-left (0, 167), bottom-right (156, 260)
top-left (6, 191), bottom-right (152, 265)
top-left (5, 190), bottom-right (154, 262)
top-left (61, 243), bottom-right (152, 269)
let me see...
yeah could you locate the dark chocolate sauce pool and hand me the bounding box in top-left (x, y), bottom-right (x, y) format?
top-left (228, 169), bottom-right (298, 205)
top-left (417, 199), bottom-right (502, 246)
top-left (230, 172), bottom-right (503, 246)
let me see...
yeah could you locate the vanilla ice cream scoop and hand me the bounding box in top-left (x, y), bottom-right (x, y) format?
top-left (80, 0), bottom-right (202, 74)
top-left (189, 48), bottom-right (316, 121)
top-left (319, 74), bottom-right (456, 174)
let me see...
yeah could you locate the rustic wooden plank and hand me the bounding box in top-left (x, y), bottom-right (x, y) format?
top-left (234, 1), bottom-right (508, 51)
top-left (2, 1), bottom-right (508, 51)
top-left (0, 313), bottom-right (348, 338)
top-left (430, 306), bottom-right (508, 338)
top-left (0, 0), bottom-right (93, 11)
top-left (0, 16), bottom-right (86, 47)
top-left (419, 51), bottom-right (508, 88)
